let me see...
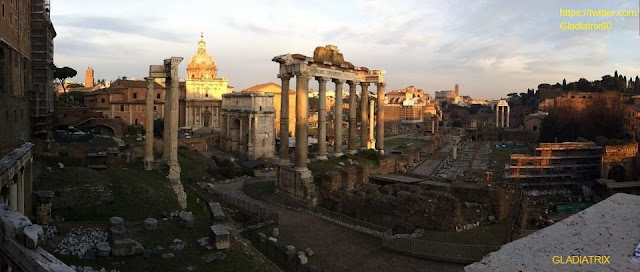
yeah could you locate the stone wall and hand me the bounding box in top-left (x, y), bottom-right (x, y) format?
top-left (0, 204), bottom-right (73, 271)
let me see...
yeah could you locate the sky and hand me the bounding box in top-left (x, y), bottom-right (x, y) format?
top-left (52, 0), bottom-right (640, 99)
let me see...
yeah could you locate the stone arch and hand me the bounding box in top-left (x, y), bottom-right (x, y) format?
top-left (230, 118), bottom-right (241, 152)
top-left (608, 165), bottom-right (626, 182)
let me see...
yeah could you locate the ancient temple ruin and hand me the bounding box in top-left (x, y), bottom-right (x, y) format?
top-left (273, 45), bottom-right (385, 205)
top-left (143, 57), bottom-right (187, 209)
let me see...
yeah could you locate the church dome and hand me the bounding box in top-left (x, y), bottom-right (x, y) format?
top-left (187, 35), bottom-right (218, 80)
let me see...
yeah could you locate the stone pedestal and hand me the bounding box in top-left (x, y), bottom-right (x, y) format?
top-left (97, 242), bottom-right (111, 257)
top-left (144, 218), bottom-right (158, 230)
top-left (209, 202), bottom-right (225, 222)
top-left (110, 216), bottom-right (126, 241)
top-left (276, 165), bottom-right (317, 207)
top-left (34, 191), bottom-right (53, 225)
top-left (209, 224), bottom-right (230, 250)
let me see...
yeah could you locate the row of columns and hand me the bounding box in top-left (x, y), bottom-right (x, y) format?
top-left (495, 105), bottom-right (510, 128)
top-left (278, 73), bottom-right (386, 170)
top-left (6, 164), bottom-right (31, 215)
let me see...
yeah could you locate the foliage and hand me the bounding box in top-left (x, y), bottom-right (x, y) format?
top-left (211, 156), bottom-right (254, 179)
top-left (539, 95), bottom-right (626, 142)
top-left (54, 66), bottom-right (78, 94)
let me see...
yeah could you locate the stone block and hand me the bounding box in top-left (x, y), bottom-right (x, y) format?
top-left (297, 251), bottom-right (308, 265)
top-left (305, 247), bottom-right (314, 257)
top-left (209, 202), bottom-right (225, 222)
top-left (271, 227), bottom-right (279, 237)
top-left (209, 224), bottom-right (230, 250)
top-left (285, 245), bottom-right (296, 260)
top-left (96, 242), bottom-right (111, 257)
top-left (23, 224), bottom-right (43, 249)
top-left (0, 206), bottom-right (31, 240)
top-left (109, 216), bottom-right (123, 229)
top-left (144, 218), bottom-right (158, 230)
top-left (111, 239), bottom-right (144, 256)
top-left (179, 212), bottom-right (195, 228)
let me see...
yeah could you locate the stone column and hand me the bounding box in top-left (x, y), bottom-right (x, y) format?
top-left (316, 76), bottom-right (329, 160)
top-left (360, 83), bottom-right (370, 150)
top-left (17, 171), bottom-right (24, 214)
top-left (9, 182), bottom-right (17, 211)
top-left (144, 77), bottom-right (155, 171)
top-left (347, 81), bottom-right (358, 154)
top-left (506, 106), bottom-right (510, 128)
top-left (495, 106), bottom-right (499, 128)
top-left (333, 79), bottom-right (344, 157)
top-left (376, 83), bottom-right (385, 153)
top-left (167, 57), bottom-right (183, 181)
top-left (295, 73), bottom-right (310, 170)
top-left (279, 74), bottom-right (292, 165)
top-left (23, 159), bottom-right (32, 216)
top-left (367, 100), bottom-right (375, 149)
top-left (163, 78), bottom-right (172, 161)
top-left (501, 107), bottom-right (506, 128)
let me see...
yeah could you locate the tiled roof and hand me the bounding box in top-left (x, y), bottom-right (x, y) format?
top-left (243, 82), bottom-right (294, 94)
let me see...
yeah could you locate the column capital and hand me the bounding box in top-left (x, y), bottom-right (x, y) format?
top-left (376, 82), bottom-right (386, 87)
top-left (278, 73), bottom-right (293, 80)
top-left (294, 71), bottom-right (311, 79)
top-left (347, 80), bottom-right (360, 87)
top-left (315, 76), bottom-right (330, 83)
top-left (144, 77), bottom-right (153, 81)
top-left (360, 82), bottom-right (371, 87)
top-left (332, 78), bottom-right (346, 84)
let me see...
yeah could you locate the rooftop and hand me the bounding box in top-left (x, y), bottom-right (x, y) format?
top-left (465, 193), bottom-right (640, 272)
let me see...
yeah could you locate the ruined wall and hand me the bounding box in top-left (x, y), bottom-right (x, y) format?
top-left (0, 204), bottom-right (73, 271)
top-left (450, 185), bottom-right (510, 221)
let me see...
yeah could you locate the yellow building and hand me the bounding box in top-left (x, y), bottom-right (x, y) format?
top-left (242, 82), bottom-right (296, 137)
top-left (184, 35), bottom-right (232, 129)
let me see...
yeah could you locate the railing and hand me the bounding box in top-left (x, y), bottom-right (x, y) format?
top-left (309, 206), bottom-right (391, 236)
top-left (381, 233), bottom-right (501, 264)
top-left (211, 189), bottom-right (279, 225)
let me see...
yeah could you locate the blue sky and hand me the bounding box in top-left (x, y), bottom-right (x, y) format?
top-left (52, 0), bottom-right (640, 99)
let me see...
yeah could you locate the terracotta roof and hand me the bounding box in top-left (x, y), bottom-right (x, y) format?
top-left (243, 82), bottom-right (294, 94)
top-left (113, 79), bottom-right (165, 89)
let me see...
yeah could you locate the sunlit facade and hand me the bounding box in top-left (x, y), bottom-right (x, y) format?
top-left (184, 36), bottom-right (232, 129)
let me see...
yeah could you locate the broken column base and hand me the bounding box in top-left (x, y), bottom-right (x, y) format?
top-left (367, 139), bottom-right (376, 149)
top-left (276, 166), bottom-right (317, 207)
top-left (144, 158), bottom-right (154, 171)
top-left (170, 179), bottom-right (188, 210)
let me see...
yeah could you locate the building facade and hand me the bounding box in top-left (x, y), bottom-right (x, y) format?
top-left (84, 79), bottom-right (166, 127)
top-left (84, 66), bottom-right (94, 88)
top-left (30, 0), bottom-right (56, 137)
top-left (220, 92), bottom-right (275, 160)
top-left (184, 36), bottom-right (231, 130)
top-left (242, 82), bottom-right (296, 137)
top-left (623, 99), bottom-right (640, 140)
top-left (0, 0), bottom-right (32, 144)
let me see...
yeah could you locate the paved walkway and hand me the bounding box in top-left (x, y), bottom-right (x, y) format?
top-left (411, 142), bottom-right (454, 177)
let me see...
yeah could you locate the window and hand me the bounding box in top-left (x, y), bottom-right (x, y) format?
top-left (157, 93), bottom-right (160, 99)
top-left (120, 105), bottom-right (125, 111)
top-left (101, 98), bottom-right (105, 103)
top-left (2, 4), bottom-right (5, 18)
top-left (532, 125), bottom-right (538, 132)
top-left (153, 105), bottom-right (157, 111)
top-left (133, 93), bottom-right (137, 99)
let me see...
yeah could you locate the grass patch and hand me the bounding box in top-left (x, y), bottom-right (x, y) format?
top-left (384, 137), bottom-right (429, 152)
top-left (51, 163), bottom-right (180, 221)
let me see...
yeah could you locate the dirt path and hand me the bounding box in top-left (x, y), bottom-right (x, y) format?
top-left (411, 142), bottom-right (454, 177)
top-left (268, 203), bottom-right (464, 272)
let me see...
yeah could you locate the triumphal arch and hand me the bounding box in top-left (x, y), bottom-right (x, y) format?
top-left (273, 45), bottom-right (385, 206)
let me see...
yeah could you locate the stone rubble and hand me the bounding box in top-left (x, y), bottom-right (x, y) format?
top-left (169, 239), bottom-right (186, 251)
top-left (42, 225), bottom-right (57, 243)
top-left (70, 265), bottom-right (119, 272)
top-left (55, 227), bottom-right (109, 258)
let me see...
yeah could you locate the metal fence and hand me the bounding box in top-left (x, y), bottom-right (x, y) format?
top-left (381, 233), bottom-right (501, 263)
top-left (308, 206), bottom-right (391, 236)
top-left (212, 189), bottom-right (280, 224)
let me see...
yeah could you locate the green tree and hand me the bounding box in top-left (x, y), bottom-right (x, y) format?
top-left (54, 66), bottom-right (78, 94)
